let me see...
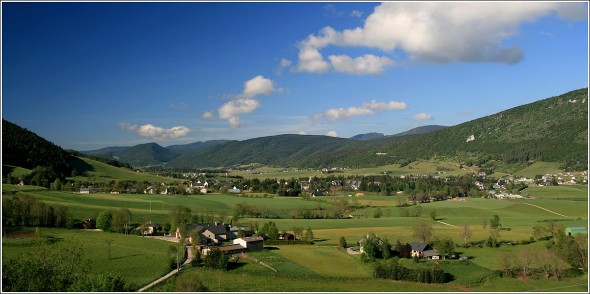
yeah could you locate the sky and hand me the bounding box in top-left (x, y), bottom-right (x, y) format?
top-left (2, 1), bottom-right (588, 151)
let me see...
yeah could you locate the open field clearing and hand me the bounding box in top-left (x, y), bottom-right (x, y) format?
top-left (1, 228), bottom-right (174, 289)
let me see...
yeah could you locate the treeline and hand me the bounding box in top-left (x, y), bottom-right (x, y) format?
top-left (374, 258), bottom-right (450, 283)
top-left (2, 194), bottom-right (73, 228)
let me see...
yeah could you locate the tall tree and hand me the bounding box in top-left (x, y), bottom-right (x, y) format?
top-left (413, 222), bottom-right (433, 243)
top-left (459, 221), bottom-right (472, 247)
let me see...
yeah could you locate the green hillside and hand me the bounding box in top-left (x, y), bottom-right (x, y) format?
top-left (113, 143), bottom-right (178, 167)
top-left (370, 88), bottom-right (588, 166)
top-left (67, 156), bottom-right (179, 183)
top-left (165, 88), bottom-right (587, 170)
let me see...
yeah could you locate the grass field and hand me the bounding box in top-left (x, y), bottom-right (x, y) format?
top-left (68, 156), bottom-right (182, 183)
top-left (2, 177), bottom-right (587, 292)
top-left (1, 227), bottom-right (176, 289)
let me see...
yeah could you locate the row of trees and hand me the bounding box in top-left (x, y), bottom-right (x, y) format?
top-left (2, 195), bottom-right (73, 228)
top-left (374, 258), bottom-right (450, 283)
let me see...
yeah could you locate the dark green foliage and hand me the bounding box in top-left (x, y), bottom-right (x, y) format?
top-left (339, 236), bottom-right (347, 248)
top-left (111, 143), bottom-right (178, 167)
top-left (2, 195), bottom-right (72, 228)
top-left (489, 215), bottom-right (502, 230)
top-left (2, 119), bottom-right (72, 179)
top-left (202, 249), bottom-right (229, 270)
top-left (2, 240), bottom-right (127, 292)
top-left (374, 258), bottom-right (450, 283)
top-left (259, 221), bottom-right (280, 240)
top-left (96, 211), bottom-right (113, 231)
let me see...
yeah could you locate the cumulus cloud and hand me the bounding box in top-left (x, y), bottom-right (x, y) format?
top-left (329, 54), bottom-right (394, 75)
top-left (218, 98), bottom-right (260, 127)
top-left (118, 123), bottom-right (190, 139)
top-left (242, 75), bottom-right (278, 98)
top-left (295, 2), bottom-right (587, 74)
top-left (326, 130), bottom-right (338, 137)
top-left (298, 131), bottom-right (307, 135)
top-left (314, 100), bottom-right (407, 121)
top-left (412, 113), bottom-right (433, 120)
top-left (215, 75), bottom-right (281, 128)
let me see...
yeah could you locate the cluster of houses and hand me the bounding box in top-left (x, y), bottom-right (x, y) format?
top-left (174, 223), bottom-right (264, 256)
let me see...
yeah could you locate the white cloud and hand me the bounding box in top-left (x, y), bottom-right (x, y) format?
top-left (328, 54), bottom-right (394, 75)
top-left (412, 113), bottom-right (433, 120)
top-left (295, 2), bottom-right (587, 74)
top-left (202, 111), bottom-right (214, 120)
top-left (275, 58), bottom-right (292, 76)
top-left (326, 130), bottom-right (338, 137)
top-left (218, 98), bottom-right (260, 128)
top-left (118, 123), bottom-right (190, 139)
top-left (298, 131), bottom-right (307, 135)
top-left (314, 99), bottom-right (407, 121)
top-left (242, 75), bottom-right (278, 98)
top-left (216, 75), bottom-right (281, 127)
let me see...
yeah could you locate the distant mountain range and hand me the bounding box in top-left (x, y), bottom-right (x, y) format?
top-left (4, 88), bottom-right (587, 172)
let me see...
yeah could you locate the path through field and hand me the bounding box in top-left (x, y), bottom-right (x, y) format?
top-left (437, 220), bottom-right (458, 227)
top-left (520, 202), bottom-right (568, 217)
top-left (137, 246), bottom-right (193, 292)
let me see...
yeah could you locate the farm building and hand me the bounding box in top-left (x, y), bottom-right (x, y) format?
top-left (410, 242), bottom-right (440, 259)
top-left (233, 236), bottom-right (264, 252)
top-left (565, 227), bottom-right (588, 236)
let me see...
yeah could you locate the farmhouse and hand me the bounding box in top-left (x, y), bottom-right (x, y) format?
top-left (410, 242), bottom-right (439, 259)
top-left (202, 244), bottom-right (247, 256)
top-left (79, 186), bottom-right (99, 194)
top-left (176, 223), bottom-right (242, 244)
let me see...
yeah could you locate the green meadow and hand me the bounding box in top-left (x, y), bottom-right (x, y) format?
top-left (2, 173), bottom-right (587, 291)
top-left (1, 228), bottom-right (175, 289)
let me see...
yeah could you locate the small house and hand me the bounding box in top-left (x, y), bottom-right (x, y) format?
top-left (410, 242), bottom-right (439, 259)
top-left (280, 233), bottom-right (295, 241)
top-left (233, 236), bottom-right (264, 252)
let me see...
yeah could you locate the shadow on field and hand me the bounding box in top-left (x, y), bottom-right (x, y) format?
top-left (264, 246), bottom-right (280, 251)
top-left (227, 262), bottom-right (247, 270)
top-left (111, 253), bottom-right (144, 260)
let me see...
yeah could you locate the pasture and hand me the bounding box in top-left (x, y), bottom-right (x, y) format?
top-left (2, 181), bottom-right (587, 292)
top-left (1, 227), bottom-right (175, 289)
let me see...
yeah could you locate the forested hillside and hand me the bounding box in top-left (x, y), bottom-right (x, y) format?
top-left (165, 88), bottom-right (588, 170)
top-left (2, 119), bottom-right (72, 178)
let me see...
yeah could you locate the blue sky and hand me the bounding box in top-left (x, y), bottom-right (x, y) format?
top-left (2, 1), bottom-right (588, 151)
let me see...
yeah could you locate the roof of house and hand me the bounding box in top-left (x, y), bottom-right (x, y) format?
top-left (422, 249), bottom-right (439, 257)
top-left (410, 242), bottom-right (431, 252)
top-left (238, 236), bottom-right (263, 242)
top-left (204, 224), bottom-right (229, 235)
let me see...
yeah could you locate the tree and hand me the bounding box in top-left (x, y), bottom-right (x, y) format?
top-left (434, 238), bottom-right (454, 260)
top-left (373, 207), bottom-right (383, 218)
top-left (413, 222), bottom-right (433, 243)
top-left (52, 178), bottom-right (62, 191)
top-left (112, 208), bottom-right (132, 234)
top-left (339, 236), bottom-right (347, 248)
top-left (292, 227), bottom-right (304, 240)
top-left (532, 225), bottom-right (546, 241)
top-left (489, 215), bottom-right (502, 230)
top-left (497, 250), bottom-right (513, 277)
top-left (429, 209), bottom-right (437, 221)
top-left (459, 221), bottom-right (472, 247)
top-left (517, 248), bottom-right (536, 277)
top-left (96, 211), bottom-right (113, 231)
top-left (304, 226), bottom-right (314, 242)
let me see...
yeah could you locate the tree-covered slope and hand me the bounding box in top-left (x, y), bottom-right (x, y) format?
top-left (113, 143), bottom-right (178, 167)
top-left (165, 134), bottom-right (365, 168)
top-left (371, 88), bottom-right (588, 165)
top-left (165, 88), bottom-right (588, 169)
top-left (2, 119), bottom-right (73, 177)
